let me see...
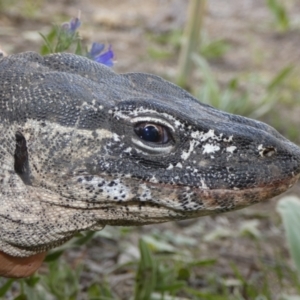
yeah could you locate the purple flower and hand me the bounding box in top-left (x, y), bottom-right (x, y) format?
top-left (89, 43), bottom-right (105, 57)
top-left (88, 43), bottom-right (114, 67)
top-left (61, 17), bottom-right (81, 34)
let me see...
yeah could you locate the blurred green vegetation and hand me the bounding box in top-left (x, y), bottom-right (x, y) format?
top-left (39, 21), bottom-right (83, 56)
top-left (0, 0), bottom-right (43, 18)
top-left (266, 0), bottom-right (291, 32)
top-left (194, 55), bottom-right (294, 118)
top-left (2, 227), bottom-right (300, 299)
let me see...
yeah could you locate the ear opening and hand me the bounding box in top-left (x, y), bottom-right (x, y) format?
top-left (14, 131), bottom-right (31, 185)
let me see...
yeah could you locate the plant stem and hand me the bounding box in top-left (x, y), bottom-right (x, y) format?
top-left (176, 0), bottom-right (206, 88)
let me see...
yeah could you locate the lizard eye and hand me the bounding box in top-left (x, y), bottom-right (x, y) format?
top-left (134, 122), bottom-right (170, 143)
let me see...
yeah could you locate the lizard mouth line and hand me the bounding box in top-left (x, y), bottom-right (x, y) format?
top-left (136, 174), bottom-right (300, 212)
top-left (142, 173), bottom-right (300, 192)
top-left (46, 173), bottom-right (299, 214)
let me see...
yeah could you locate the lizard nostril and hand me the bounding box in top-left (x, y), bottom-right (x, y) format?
top-left (262, 147), bottom-right (276, 157)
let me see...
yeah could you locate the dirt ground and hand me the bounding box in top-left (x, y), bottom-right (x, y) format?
top-left (1, 0), bottom-right (300, 298)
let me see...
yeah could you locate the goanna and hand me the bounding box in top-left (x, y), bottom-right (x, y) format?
top-left (0, 52), bottom-right (299, 256)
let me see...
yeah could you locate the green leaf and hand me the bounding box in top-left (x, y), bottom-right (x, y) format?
top-left (177, 267), bottom-right (190, 280)
top-left (267, 65), bottom-right (293, 91)
top-left (24, 275), bottom-right (40, 287)
top-left (266, 0), bottom-right (290, 31)
top-left (187, 258), bottom-right (217, 268)
top-left (75, 39), bottom-right (83, 56)
top-left (0, 279), bottom-right (14, 297)
top-left (200, 38), bottom-right (231, 59)
top-left (142, 235), bottom-right (176, 252)
top-left (277, 196), bottom-right (300, 276)
top-left (44, 249), bottom-right (64, 262)
top-left (73, 231), bottom-right (95, 246)
top-left (39, 33), bottom-right (54, 55)
top-left (134, 238), bottom-right (157, 300)
top-left (239, 219), bottom-right (261, 239)
top-left (156, 281), bottom-right (186, 293)
top-left (87, 280), bottom-right (115, 299)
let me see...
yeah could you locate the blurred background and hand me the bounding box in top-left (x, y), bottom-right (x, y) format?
top-left (1, 0), bottom-right (300, 299)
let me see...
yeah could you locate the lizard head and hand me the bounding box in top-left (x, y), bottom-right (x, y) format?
top-left (90, 73), bottom-right (300, 224)
top-left (11, 52), bottom-right (299, 224)
top-left (1, 52), bottom-right (300, 256)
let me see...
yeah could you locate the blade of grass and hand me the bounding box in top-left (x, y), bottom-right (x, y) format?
top-left (277, 196), bottom-right (300, 277)
top-left (134, 238), bottom-right (157, 300)
top-left (177, 0), bottom-right (206, 88)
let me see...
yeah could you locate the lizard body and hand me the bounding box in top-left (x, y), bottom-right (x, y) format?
top-left (0, 52), bottom-right (300, 256)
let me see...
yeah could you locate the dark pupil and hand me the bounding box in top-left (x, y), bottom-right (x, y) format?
top-left (138, 125), bottom-right (160, 142)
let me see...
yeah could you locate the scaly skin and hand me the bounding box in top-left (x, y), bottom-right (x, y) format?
top-left (0, 52), bottom-right (299, 256)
